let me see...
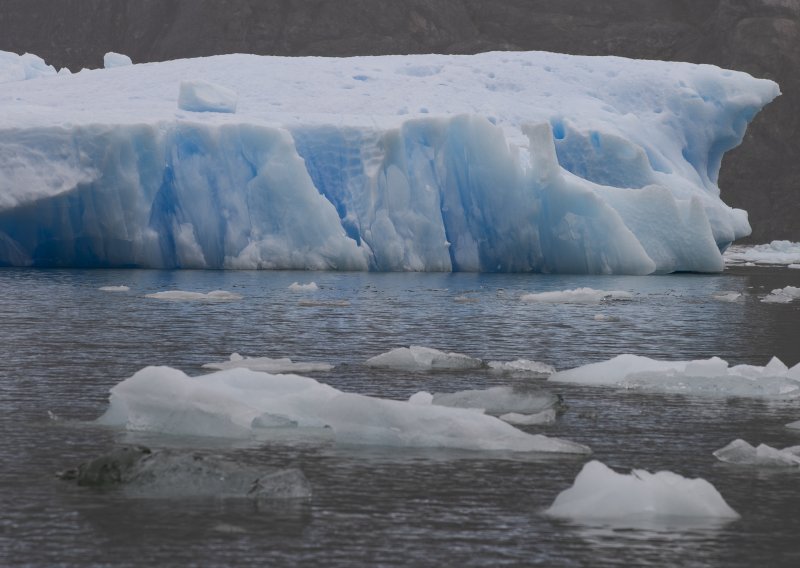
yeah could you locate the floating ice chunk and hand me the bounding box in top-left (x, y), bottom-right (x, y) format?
top-left (593, 314), bottom-right (621, 322)
top-left (713, 439), bottom-right (800, 467)
top-left (103, 52), bottom-right (133, 69)
top-left (521, 288), bottom-right (633, 304)
top-left (65, 446), bottom-right (311, 499)
top-left (762, 286), bottom-right (800, 304)
top-left (99, 285), bottom-right (130, 292)
top-left (724, 241), bottom-right (800, 266)
top-left (544, 460), bottom-right (739, 522)
top-left (550, 354), bottom-right (800, 398)
top-left (145, 290), bottom-right (242, 301)
top-left (289, 282), bottom-right (319, 292)
top-left (98, 366), bottom-right (590, 454)
top-left (431, 386), bottom-right (561, 416)
top-left (366, 346), bottom-right (483, 371)
top-left (487, 359), bottom-right (555, 376)
top-left (0, 50), bottom-right (57, 83)
top-left (499, 409), bottom-right (556, 426)
top-left (178, 80), bottom-right (238, 113)
top-left (202, 353), bottom-right (334, 373)
top-left (453, 295), bottom-right (479, 303)
top-left (787, 420), bottom-right (800, 430)
top-left (712, 292), bottom-right (742, 302)
top-left (789, 264), bottom-right (800, 269)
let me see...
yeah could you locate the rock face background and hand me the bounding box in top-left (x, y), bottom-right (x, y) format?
top-left (1, 0), bottom-right (797, 242)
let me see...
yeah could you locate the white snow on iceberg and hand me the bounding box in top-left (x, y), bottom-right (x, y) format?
top-left (520, 287), bottom-right (632, 304)
top-left (0, 50), bottom-right (57, 84)
top-left (544, 460), bottom-right (739, 523)
top-left (0, 51), bottom-right (778, 272)
top-left (97, 366), bottom-right (590, 454)
top-left (549, 354), bottom-right (800, 398)
top-left (725, 241), bottom-right (800, 266)
top-left (366, 346), bottom-right (483, 371)
top-left (713, 439), bottom-right (800, 467)
top-left (202, 352), bottom-right (333, 373)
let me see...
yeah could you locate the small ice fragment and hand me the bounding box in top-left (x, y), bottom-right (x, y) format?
top-left (99, 285), bottom-right (130, 292)
top-left (789, 264), bottom-right (800, 269)
top-left (500, 408), bottom-right (556, 425)
top-left (178, 80), bottom-right (238, 113)
top-left (521, 288), bottom-right (632, 304)
top-left (145, 290), bottom-right (242, 301)
top-left (762, 286), bottom-right (800, 304)
top-left (203, 353), bottom-right (333, 373)
top-left (544, 460), bottom-right (740, 522)
top-left (712, 292), bottom-right (741, 302)
top-left (593, 314), bottom-right (621, 322)
top-left (713, 439), bottom-right (800, 467)
top-left (487, 359), bottom-right (555, 376)
top-left (104, 52), bottom-right (132, 69)
top-left (454, 295), bottom-right (479, 303)
top-left (289, 282), bottom-right (319, 292)
top-left (786, 420), bottom-right (800, 430)
top-left (408, 391), bottom-right (434, 405)
top-left (431, 386), bottom-right (560, 416)
top-left (366, 346), bottom-right (483, 371)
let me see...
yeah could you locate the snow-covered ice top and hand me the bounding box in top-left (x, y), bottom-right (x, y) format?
top-left (97, 366), bottom-right (590, 454)
top-left (550, 354), bottom-right (800, 398)
top-left (544, 460), bottom-right (739, 523)
top-left (0, 50), bottom-right (57, 83)
top-left (0, 51), bottom-right (778, 272)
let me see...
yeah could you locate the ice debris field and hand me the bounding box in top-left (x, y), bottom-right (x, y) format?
top-left (0, 49), bottom-right (779, 273)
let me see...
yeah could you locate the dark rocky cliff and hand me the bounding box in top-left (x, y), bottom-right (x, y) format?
top-left (1, 0), bottom-right (797, 242)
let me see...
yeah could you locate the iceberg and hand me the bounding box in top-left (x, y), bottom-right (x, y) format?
top-left (365, 346), bottom-right (483, 371)
top-left (0, 51), bottom-right (778, 272)
top-left (713, 439), bottom-right (800, 467)
top-left (98, 366), bottom-right (590, 454)
top-left (549, 354), bottom-right (800, 398)
top-left (544, 460), bottom-right (739, 523)
top-left (202, 352), bottom-right (334, 373)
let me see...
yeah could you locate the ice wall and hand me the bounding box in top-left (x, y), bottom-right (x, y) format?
top-left (0, 52), bottom-right (779, 272)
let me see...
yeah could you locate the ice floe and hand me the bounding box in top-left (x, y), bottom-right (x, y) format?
top-left (289, 282), bottom-right (319, 292)
top-left (712, 291), bottom-right (742, 302)
top-left (549, 354), bottom-right (800, 398)
top-left (520, 288), bottom-right (633, 304)
top-left (725, 241), bottom-right (800, 266)
top-left (99, 285), bottom-right (130, 292)
top-left (145, 290), bottom-right (243, 301)
top-left (544, 460), bottom-right (739, 522)
top-left (427, 386), bottom-right (561, 416)
top-left (487, 359), bottom-right (555, 376)
top-left (366, 346), bottom-right (483, 371)
top-left (499, 409), bottom-right (557, 426)
top-left (761, 286), bottom-right (800, 304)
top-left (98, 366), bottom-right (590, 454)
top-left (713, 439), bottom-right (800, 467)
top-left (202, 353), bottom-right (333, 373)
top-left (787, 420), bottom-right (800, 430)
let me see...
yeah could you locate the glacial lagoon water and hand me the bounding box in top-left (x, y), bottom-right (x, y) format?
top-left (1, 267), bottom-right (799, 566)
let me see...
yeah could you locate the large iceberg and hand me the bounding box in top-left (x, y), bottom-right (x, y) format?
top-left (0, 52), bottom-right (778, 272)
top-left (98, 366), bottom-right (590, 454)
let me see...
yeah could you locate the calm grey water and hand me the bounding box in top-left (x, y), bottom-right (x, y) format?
top-left (1, 267), bottom-right (799, 567)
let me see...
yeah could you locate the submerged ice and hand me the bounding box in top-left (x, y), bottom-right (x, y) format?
top-left (0, 51), bottom-right (779, 273)
top-left (98, 366), bottom-right (590, 454)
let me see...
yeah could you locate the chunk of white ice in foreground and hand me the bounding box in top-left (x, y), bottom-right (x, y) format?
top-left (521, 288), bottom-right (633, 304)
top-left (549, 354), bottom-right (800, 398)
top-left (202, 353), bottom-right (333, 373)
top-left (366, 346), bottom-right (483, 371)
top-left (544, 460), bottom-right (739, 522)
top-left (145, 290), bottom-right (242, 301)
top-left (97, 366), bottom-right (590, 454)
top-left (104, 52), bottom-right (133, 69)
top-left (178, 80), bottom-right (238, 113)
top-left (713, 439), bottom-right (800, 467)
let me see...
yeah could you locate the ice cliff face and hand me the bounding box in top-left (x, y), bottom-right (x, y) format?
top-left (0, 51), bottom-right (778, 272)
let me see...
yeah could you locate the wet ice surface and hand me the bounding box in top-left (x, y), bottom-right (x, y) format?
top-left (2, 266), bottom-right (800, 566)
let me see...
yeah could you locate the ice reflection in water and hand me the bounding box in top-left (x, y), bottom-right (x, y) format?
top-left (0, 266), bottom-right (799, 566)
